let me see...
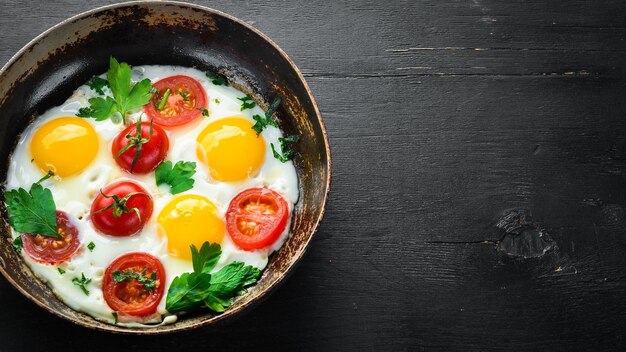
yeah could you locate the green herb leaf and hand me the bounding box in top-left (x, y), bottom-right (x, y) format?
top-left (214, 98), bottom-right (220, 104)
top-left (165, 242), bottom-right (260, 314)
top-left (191, 242), bottom-right (221, 274)
top-left (76, 96), bottom-right (117, 121)
top-left (251, 96), bottom-right (281, 135)
top-left (155, 161), bottom-right (196, 194)
top-left (4, 183), bottom-right (59, 238)
top-left (271, 135), bottom-right (300, 163)
top-left (78, 57), bottom-right (153, 124)
top-left (87, 241), bottom-right (96, 252)
top-left (177, 89), bottom-right (190, 101)
top-left (197, 107), bottom-right (210, 117)
top-left (238, 95), bottom-right (256, 111)
top-left (86, 76), bottom-right (110, 95)
top-left (112, 311), bottom-right (118, 325)
top-left (204, 262), bottom-right (261, 312)
top-left (112, 269), bottom-right (157, 291)
top-left (12, 237), bottom-right (22, 253)
top-left (58, 267), bottom-right (65, 275)
top-left (206, 72), bottom-right (228, 86)
top-left (72, 273), bottom-right (91, 295)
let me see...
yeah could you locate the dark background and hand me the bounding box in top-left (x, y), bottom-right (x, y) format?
top-left (1, 0), bottom-right (626, 351)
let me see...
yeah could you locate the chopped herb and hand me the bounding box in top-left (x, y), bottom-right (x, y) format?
top-left (165, 242), bottom-right (260, 314)
top-left (72, 273), bottom-right (92, 295)
top-left (214, 98), bottom-right (220, 104)
top-left (30, 158), bottom-right (34, 163)
top-left (238, 95), bottom-right (256, 111)
top-left (4, 183), bottom-right (59, 238)
top-left (197, 107), bottom-right (210, 117)
top-left (77, 57), bottom-right (154, 124)
top-left (206, 72), bottom-right (228, 86)
top-left (177, 89), bottom-right (190, 101)
top-left (12, 237), bottom-right (22, 253)
top-left (58, 267), bottom-right (66, 275)
top-left (156, 88), bottom-right (171, 111)
top-left (251, 96), bottom-right (281, 135)
top-left (36, 170), bottom-right (55, 184)
top-left (112, 312), bottom-right (118, 325)
top-left (271, 135), bottom-right (300, 163)
top-left (86, 76), bottom-right (110, 95)
top-left (87, 241), bottom-right (96, 252)
top-left (155, 161), bottom-right (196, 194)
top-left (112, 269), bottom-right (157, 291)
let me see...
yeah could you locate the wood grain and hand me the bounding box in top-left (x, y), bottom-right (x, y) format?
top-left (1, 0), bottom-right (626, 350)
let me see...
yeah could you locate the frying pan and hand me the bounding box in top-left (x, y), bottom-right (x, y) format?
top-left (0, 1), bottom-right (330, 334)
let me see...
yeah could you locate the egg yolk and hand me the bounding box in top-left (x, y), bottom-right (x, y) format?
top-left (196, 117), bottom-right (266, 182)
top-left (157, 195), bottom-right (224, 260)
top-left (30, 117), bottom-right (99, 177)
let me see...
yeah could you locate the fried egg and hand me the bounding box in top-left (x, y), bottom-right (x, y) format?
top-left (5, 65), bottom-right (299, 326)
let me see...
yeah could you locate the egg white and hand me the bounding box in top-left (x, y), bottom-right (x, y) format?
top-left (5, 65), bottom-right (299, 326)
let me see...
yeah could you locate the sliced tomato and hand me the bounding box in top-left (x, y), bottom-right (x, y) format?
top-left (90, 180), bottom-right (153, 237)
top-left (111, 120), bottom-right (169, 174)
top-left (144, 75), bottom-right (207, 127)
top-left (103, 252), bottom-right (165, 317)
top-left (226, 188), bottom-right (290, 251)
top-left (22, 210), bottom-right (81, 264)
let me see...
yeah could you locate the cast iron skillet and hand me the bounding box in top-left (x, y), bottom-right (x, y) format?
top-left (0, 1), bottom-right (330, 334)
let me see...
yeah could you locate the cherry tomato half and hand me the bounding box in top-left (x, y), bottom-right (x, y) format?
top-left (90, 180), bottom-right (153, 237)
top-left (22, 210), bottom-right (81, 264)
top-left (144, 75), bottom-right (207, 127)
top-left (226, 188), bottom-right (290, 251)
top-left (111, 121), bottom-right (169, 174)
top-left (103, 252), bottom-right (165, 317)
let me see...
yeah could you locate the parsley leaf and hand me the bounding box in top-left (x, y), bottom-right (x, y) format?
top-left (192, 242), bottom-right (221, 274)
top-left (12, 237), bottom-right (22, 253)
top-left (72, 273), bottom-right (91, 295)
top-left (4, 183), bottom-right (59, 238)
top-left (165, 242), bottom-right (260, 314)
top-left (251, 96), bottom-right (281, 135)
top-left (86, 76), bottom-right (110, 95)
top-left (206, 72), bottom-right (228, 86)
top-left (112, 269), bottom-right (157, 291)
top-left (271, 135), bottom-right (300, 163)
top-left (58, 267), bottom-right (65, 275)
top-left (87, 241), bottom-right (95, 251)
top-left (204, 262), bottom-right (261, 312)
top-left (238, 95), bottom-right (256, 111)
top-left (76, 97), bottom-right (116, 121)
top-left (77, 57), bottom-right (153, 124)
top-left (155, 161), bottom-right (196, 194)
top-left (197, 107), bottom-right (210, 117)
top-left (214, 98), bottom-right (220, 104)
top-left (112, 312), bottom-right (118, 325)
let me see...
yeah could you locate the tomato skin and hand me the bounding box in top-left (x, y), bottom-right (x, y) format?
top-left (103, 252), bottom-right (165, 317)
top-left (90, 181), bottom-right (153, 237)
top-left (22, 210), bottom-right (81, 264)
top-left (226, 188), bottom-right (290, 251)
top-left (144, 75), bottom-right (207, 127)
top-left (111, 122), bottom-right (169, 174)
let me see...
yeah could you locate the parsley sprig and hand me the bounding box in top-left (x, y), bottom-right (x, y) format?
top-left (271, 135), bottom-right (300, 163)
top-left (77, 57), bottom-right (154, 124)
top-left (252, 96), bottom-right (281, 135)
top-left (4, 183), bottom-right (59, 238)
top-left (72, 273), bottom-right (92, 295)
top-left (155, 161), bottom-right (196, 195)
top-left (206, 72), bottom-right (228, 86)
top-left (165, 242), bottom-right (260, 314)
top-left (12, 237), bottom-right (22, 253)
top-left (238, 95), bottom-right (256, 111)
top-left (86, 76), bottom-right (110, 95)
top-left (112, 269), bottom-right (157, 291)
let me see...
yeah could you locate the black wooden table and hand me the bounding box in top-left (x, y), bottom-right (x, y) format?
top-left (2, 1), bottom-right (626, 351)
